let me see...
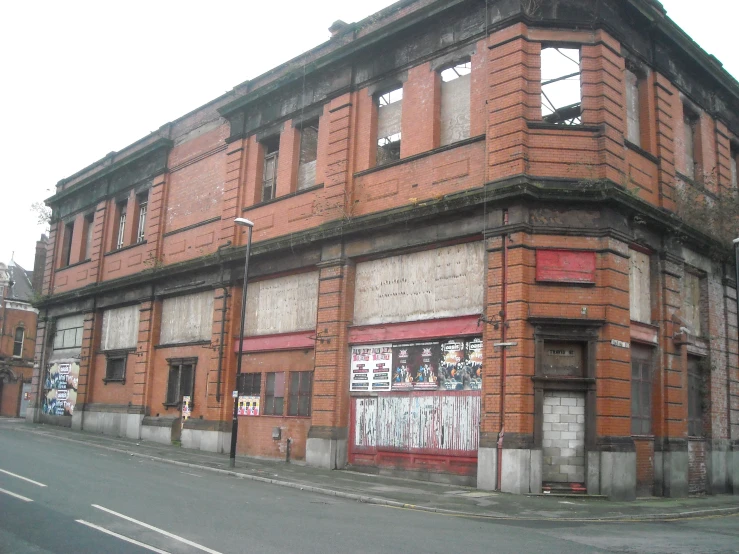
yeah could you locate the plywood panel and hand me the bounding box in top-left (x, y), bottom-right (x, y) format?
top-left (246, 272), bottom-right (319, 336)
top-left (160, 291), bottom-right (214, 344)
top-left (101, 305), bottom-right (139, 351)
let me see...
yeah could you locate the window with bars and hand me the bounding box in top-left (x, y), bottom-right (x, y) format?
top-left (630, 345), bottom-right (652, 435)
top-left (687, 357), bottom-right (706, 437)
top-left (104, 352), bottom-right (127, 383)
top-left (261, 137), bottom-right (280, 202)
top-left (237, 372), bottom-right (262, 396)
top-left (376, 86), bottom-right (403, 166)
top-left (115, 201), bottom-right (127, 250)
top-left (541, 47), bottom-right (582, 125)
top-left (297, 122), bottom-right (319, 191)
top-left (288, 371), bottom-right (312, 417)
top-left (136, 196), bottom-right (147, 243)
top-left (12, 327), bottom-right (24, 357)
top-left (264, 372), bottom-right (285, 415)
top-left (165, 358), bottom-right (196, 406)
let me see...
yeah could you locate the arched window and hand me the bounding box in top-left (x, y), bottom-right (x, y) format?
top-left (13, 327), bottom-right (24, 357)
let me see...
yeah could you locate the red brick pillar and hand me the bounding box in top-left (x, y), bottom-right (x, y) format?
top-left (71, 310), bottom-right (97, 430)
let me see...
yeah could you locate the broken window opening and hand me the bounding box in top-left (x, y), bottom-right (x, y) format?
top-left (683, 107), bottom-right (699, 180)
top-left (136, 193), bottom-right (147, 244)
top-left (731, 146), bottom-right (738, 191)
top-left (376, 86), bottom-right (403, 166)
top-left (261, 136), bottom-right (280, 202)
top-left (115, 201), bottom-right (127, 250)
top-left (61, 220), bottom-right (74, 267)
top-left (440, 61), bottom-right (471, 146)
top-left (541, 47), bottom-right (582, 125)
top-left (297, 122), bottom-right (319, 191)
top-left (83, 213), bottom-right (94, 260)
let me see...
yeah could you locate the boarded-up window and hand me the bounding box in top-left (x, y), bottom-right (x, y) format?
top-left (625, 69), bottom-right (640, 146)
top-left (631, 344), bottom-right (653, 435)
top-left (160, 291), bottom-right (214, 345)
top-left (376, 87), bottom-right (403, 166)
top-left (54, 314), bottom-right (84, 351)
top-left (83, 213), bottom-right (94, 260)
top-left (687, 356), bottom-right (705, 437)
top-left (245, 272), bottom-right (319, 336)
top-left (440, 62), bottom-right (471, 146)
top-left (629, 249), bottom-right (651, 324)
top-left (297, 122), bottom-right (318, 191)
top-left (682, 272), bottom-right (702, 336)
top-left (353, 242), bottom-right (484, 326)
top-left (731, 147), bottom-right (738, 190)
top-left (100, 305), bottom-right (139, 351)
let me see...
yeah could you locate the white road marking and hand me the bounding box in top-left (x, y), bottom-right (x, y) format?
top-left (76, 520), bottom-right (170, 554)
top-left (0, 468), bottom-right (47, 487)
top-left (92, 504), bottom-right (223, 554)
top-left (180, 472), bottom-right (201, 477)
top-left (0, 487), bottom-right (33, 502)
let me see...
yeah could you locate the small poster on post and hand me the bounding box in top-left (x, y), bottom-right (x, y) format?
top-left (238, 396), bottom-right (260, 416)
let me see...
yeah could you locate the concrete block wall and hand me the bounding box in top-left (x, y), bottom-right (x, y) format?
top-left (542, 392), bottom-right (586, 483)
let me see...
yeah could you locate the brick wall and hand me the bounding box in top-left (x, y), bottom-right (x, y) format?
top-left (634, 438), bottom-right (654, 496)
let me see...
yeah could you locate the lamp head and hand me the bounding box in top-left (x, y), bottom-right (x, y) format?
top-left (234, 218), bottom-right (254, 228)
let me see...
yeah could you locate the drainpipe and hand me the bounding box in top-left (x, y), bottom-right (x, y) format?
top-left (214, 240), bottom-right (231, 404)
top-left (496, 210), bottom-right (509, 491)
top-left (734, 238), bottom-right (739, 339)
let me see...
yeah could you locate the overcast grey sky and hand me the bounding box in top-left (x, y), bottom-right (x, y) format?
top-left (1, 0), bottom-right (736, 270)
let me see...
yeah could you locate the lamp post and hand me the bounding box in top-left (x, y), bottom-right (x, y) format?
top-left (734, 238), bottom-right (739, 341)
top-left (229, 217), bottom-right (254, 468)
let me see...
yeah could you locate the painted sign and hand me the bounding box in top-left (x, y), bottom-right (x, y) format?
top-left (350, 344), bottom-right (392, 392)
top-left (536, 250), bottom-right (596, 283)
top-left (42, 361), bottom-right (80, 417)
top-left (238, 396), bottom-right (260, 416)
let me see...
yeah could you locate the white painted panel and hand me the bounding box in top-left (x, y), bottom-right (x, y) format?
top-left (353, 242), bottom-right (484, 326)
top-left (441, 394), bottom-right (480, 451)
top-left (160, 291), bottom-right (214, 345)
top-left (101, 305), bottom-right (139, 351)
top-left (245, 272), bottom-right (318, 336)
top-left (440, 73), bottom-right (471, 146)
top-left (629, 250), bottom-right (651, 324)
top-left (354, 397), bottom-right (377, 447)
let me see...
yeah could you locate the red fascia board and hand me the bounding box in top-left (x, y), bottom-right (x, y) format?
top-left (536, 249), bottom-right (596, 284)
top-left (348, 315), bottom-right (480, 345)
top-left (234, 331), bottom-right (315, 353)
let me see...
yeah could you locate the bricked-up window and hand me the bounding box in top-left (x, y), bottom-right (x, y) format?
top-left (83, 213), bottom-right (94, 260)
top-left (61, 221), bottom-right (74, 267)
top-left (629, 249), bottom-right (651, 324)
top-left (288, 371), bottom-right (312, 416)
top-left (237, 372), bottom-right (261, 396)
top-left (165, 358), bottom-right (196, 406)
top-left (297, 122), bottom-right (319, 191)
top-left (631, 344), bottom-right (652, 435)
top-left (12, 327), bottom-right (24, 357)
top-left (683, 106), bottom-right (701, 180)
top-left (541, 47), bottom-right (582, 125)
top-left (264, 371), bottom-right (285, 415)
top-left (376, 87), bottom-right (403, 166)
top-left (115, 201), bottom-right (127, 250)
top-left (261, 136), bottom-right (280, 202)
top-left (682, 271), bottom-right (703, 337)
top-left (136, 194), bottom-right (147, 244)
top-left (440, 61), bottom-right (471, 146)
top-left (687, 356), bottom-right (706, 437)
top-left (103, 351), bottom-right (127, 383)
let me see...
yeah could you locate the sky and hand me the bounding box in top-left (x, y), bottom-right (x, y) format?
top-left (1, 0), bottom-right (736, 270)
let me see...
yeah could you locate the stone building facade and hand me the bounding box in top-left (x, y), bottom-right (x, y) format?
top-left (30, 0), bottom-right (738, 500)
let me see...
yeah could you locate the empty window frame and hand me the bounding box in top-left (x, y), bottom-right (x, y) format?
top-left (629, 249), bottom-right (651, 324)
top-left (136, 194), bottom-right (147, 244)
top-left (104, 351), bottom-right (127, 383)
top-left (541, 47), bottom-right (582, 125)
top-left (440, 61), bottom-right (471, 146)
top-left (83, 213), bottom-right (94, 260)
top-left (683, 106), bottom-right (700, 180)
top-left (631, 344), bottom-right (653, 435)
top-left (12, 327), bottom-right (24, 357)
top-left (237, 372), bottom-right (262, 397)
top-left (297, 122), bottom-right (319, 191)
top-left (165, 358), bottom-right (196, 406)
top-left (61, 220), bottom-right (74, 267)
top-left (264, 371), bottom-right (285, 415)
top-left (288, 371), bottom-right (312, 416)
top-left (53, 315), bottom-right (84, 350)
top-left (624, 68), bottom-right (647, 147)
top-left (376, 86), bottom-right (403, 166)
top-left (261, 137), bottom-right (280, 202)
top-left (115, 201), bottom-right (127, 250)
top-left (687, 356), bottom-right (706, 437)
top-left (682, 271), bottom-right (703, 337)
top-left (730, 145), bottom-right (738, 190)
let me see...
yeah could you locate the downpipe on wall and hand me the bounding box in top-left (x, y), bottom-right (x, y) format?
top-left (496, 210), bottom-right (509, 491)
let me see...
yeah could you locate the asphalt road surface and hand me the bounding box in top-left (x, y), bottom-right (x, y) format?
top-left (0, 422), bottom-right (737, 554)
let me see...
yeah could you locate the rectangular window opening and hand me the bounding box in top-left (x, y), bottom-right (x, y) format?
top-left (629, 249), bottom-right (651, 324)
top-left (687, 357), bottom-right (706, 437)
top-left (237, 372), bottom-right (262, 397)
top-left (261, 137), bottom-right (280, 202)
top-left (264, 371), bottom-right (285, 415)
top-left (297, 122), bottom-right (319, 191)
top-left (136, 194), bottom-right (147, 244)
top-left (115, 201), bottom-right (127, 250)
top-left (541, 47), bottom-right (582, 125)
top-left (630, 345), bottom-right (653, 435)
top-left (683, 107), bottom-right (700, 180)
top-left (625, 69), bottom-right (641, 147)
top-left (288, 371), bottom-right (312, 417)
top-left (61, 221), bottom-right (74, 267)
top-left (730, 145), bottom-right (738, 191)
top-left (104, 353), bottom-right (127, 383)
top-left (376, 86), bottom-right (403, 166)
top-left (83, 213), bottom-right (94, 261)
top-left (12, 328), bottom-right (24, 357)
top-left (165, 359), bottom-right (196, 406)
top-left (440, 61), bottom-right (471, 146)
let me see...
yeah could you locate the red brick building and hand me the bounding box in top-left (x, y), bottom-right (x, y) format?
top-left (31, 0), bottom-right (738, 500)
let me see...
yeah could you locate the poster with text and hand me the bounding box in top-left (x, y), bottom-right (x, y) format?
top-left (238, 396), bottom-right (260, 416)
top-left (351, 344), bottom-right (392, 392)
top-left (42, 361), bottom-right (80, 416)
top-left (392, 342), bottom-right (440, 390)
top-left (439, 337), bottom-right (483, 390)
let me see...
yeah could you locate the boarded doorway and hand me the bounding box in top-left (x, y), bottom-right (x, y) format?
top-left (542, 391), bottom-right (586, 485)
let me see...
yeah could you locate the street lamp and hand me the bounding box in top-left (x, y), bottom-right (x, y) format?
top-left (229, 217), bottom-right (254, 468)
top-left (734, 238), bottom-right (739, 341)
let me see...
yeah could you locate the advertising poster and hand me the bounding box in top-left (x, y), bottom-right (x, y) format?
top-left (238, 396), bottom-right (260, 416)
top-left (392, 342), bottom-right (440, 391)
top-left (42, 361), bottom-right (80, 416)
top-left (182, 396), bottom-right (192, 420)
top-left (439, 337), bottom-right (483, 390)
top-left (351, 344), bottom-right (392, 392)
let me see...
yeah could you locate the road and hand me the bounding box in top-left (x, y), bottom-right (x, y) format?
top-left (0, 420), bottom-right (737, 554)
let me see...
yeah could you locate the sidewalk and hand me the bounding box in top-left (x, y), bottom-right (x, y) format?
top-left (8, 419), bottom-right (739, 522)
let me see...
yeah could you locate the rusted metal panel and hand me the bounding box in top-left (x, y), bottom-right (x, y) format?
top-left (536, 249), bottom-right (596, 284)
top-left (101, 305), bottom-right (139, 350)
top-left (353, 242), bottom-right (484, 326)
top-left (160, 290), bottom-right (214, 344)
top-left (245, 272), bottom-right (318, 336)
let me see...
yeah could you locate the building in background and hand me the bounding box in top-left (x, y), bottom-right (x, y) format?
top-left (0, 236), bottom-right (46, 417)
top-left (30, 0), bottom-right (738, 500)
